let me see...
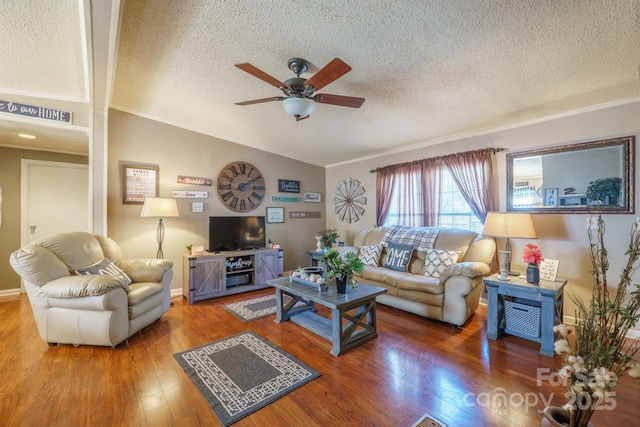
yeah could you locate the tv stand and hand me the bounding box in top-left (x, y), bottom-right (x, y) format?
top-left (182, 248), bottom-right (283, 304)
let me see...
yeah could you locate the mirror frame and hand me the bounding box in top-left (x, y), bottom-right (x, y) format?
top-left (507, 136), bottom-right (635, 214)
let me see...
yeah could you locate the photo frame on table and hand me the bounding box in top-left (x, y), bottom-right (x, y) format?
top-left (266, 207), bottom-right (284, 223)
top-left (544, 188), bottom-right (558, 207)
top-left (122, 164), bottom-right (159, 204)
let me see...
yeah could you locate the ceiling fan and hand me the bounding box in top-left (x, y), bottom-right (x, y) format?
top-left (234, 58), bottom-right (365, 121)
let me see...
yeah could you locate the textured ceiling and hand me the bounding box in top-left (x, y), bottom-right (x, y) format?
top-left (1, 0), bottom-right (639, 166)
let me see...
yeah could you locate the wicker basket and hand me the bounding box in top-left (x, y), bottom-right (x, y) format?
top-left (504, 300), bottom-right (541, 338)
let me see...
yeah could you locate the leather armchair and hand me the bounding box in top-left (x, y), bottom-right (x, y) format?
top-left (9, 232), bottom-right (173, 347)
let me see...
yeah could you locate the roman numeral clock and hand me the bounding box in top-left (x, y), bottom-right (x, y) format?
top-left (216, 161), bottom-right (266, 212)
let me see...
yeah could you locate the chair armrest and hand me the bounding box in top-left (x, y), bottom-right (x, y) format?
top-left (117, 259), bottom-right (173, 283)
top-left (39, 275), bottom-right (130, 298)
top-left (439, 262), bottom-right (489, 283)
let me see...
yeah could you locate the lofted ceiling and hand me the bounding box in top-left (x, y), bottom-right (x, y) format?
top-left (1, 0), bottom-right (639, 167)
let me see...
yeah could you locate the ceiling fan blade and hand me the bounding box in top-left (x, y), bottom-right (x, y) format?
top-left (304, 58), bottom-right (352, 91)
top-left (315, 93), bottom-right (365, 108)
top-left (235, 63), bottom-right (289, 89)
top-left (235, 97), bottom-right (285, 106)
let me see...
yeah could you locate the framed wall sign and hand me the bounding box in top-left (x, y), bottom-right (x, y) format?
top-left (303, 192), bottom-right (322, 203)
top-left (544, 188), bottom-right (558, 207)
top-left (278, 179), bottom-right (300, 193)
top-left (266, 207), bottom-right (284, 223)
top-left (123, 164), bottom-right (159, 204)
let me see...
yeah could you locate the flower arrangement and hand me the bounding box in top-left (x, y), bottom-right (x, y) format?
top-left (320, 249), bottom-right (365, 288)
top-left (318, 228), bottom-right (339, 248)
top-left (549, 215), bottom-right (640, 426)
top-left (522, 243), bottom-right (543, 265)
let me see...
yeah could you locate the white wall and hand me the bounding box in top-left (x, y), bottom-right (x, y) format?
top-left (325, 100), bottom-right (640, 331)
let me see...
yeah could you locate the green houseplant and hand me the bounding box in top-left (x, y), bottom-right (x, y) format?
top-left (546, 215), bottom-right (640, 426)
top-left (185, 244), bottom-right (193, 254)
top-left (318, 228), bottom-right (339, 248)
top-left (585, 177), bottom-right (622, 205)
top-left (320, 249), bottom-right (365, 293)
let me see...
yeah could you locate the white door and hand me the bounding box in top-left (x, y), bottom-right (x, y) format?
top-left (21, 159), bottom-right (89, 245)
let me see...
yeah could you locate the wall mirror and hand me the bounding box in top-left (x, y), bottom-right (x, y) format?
top-left (507, 136), bottom-right (635, 214)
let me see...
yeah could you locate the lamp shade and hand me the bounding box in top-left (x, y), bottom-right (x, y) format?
top-left (482, 212), bottom-right (537, 239)
top-left (282, 97), bottom-right (315, 118)
top-left (140, 197), bottom-right (179, 218)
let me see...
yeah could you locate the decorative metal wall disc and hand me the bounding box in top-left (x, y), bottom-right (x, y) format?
top-left (333, 178), bottom-right (366, 223)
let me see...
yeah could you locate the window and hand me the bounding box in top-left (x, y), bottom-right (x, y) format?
top-left (438, 168), bottom-right (484, 233)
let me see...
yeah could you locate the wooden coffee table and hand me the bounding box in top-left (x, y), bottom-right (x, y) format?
top-left (268, 276), bottom-right (387, 356)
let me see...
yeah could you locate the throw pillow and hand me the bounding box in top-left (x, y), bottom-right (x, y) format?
top-left (76, 257), bottom-right (132, 286)
top-left (358, 244), bottom-right (383, 267)
top-left (383, 242), bottom-right (414, 271)
top-left (423, 248), bottom-right (461, 278)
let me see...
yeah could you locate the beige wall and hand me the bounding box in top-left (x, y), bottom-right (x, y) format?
top-left (325, 100), bottom-right (640, 331)
top-left (0, 147), bottom-right (88, 292)
top-left (107, 110), bottom-right (326, 293)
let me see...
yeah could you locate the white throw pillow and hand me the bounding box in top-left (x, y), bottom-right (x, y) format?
top-left (358, 244), bottom-right (383, 267)
top-left (423, 249), bottom-right (461, 278)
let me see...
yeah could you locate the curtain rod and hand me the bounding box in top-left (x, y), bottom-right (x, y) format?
top-left (369, 147), bottom-right (505, 173)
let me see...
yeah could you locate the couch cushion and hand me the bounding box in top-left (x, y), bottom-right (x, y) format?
top-left (384, 242), bottom-right (414, 271)
top-left (358, 244), bottom-right (383, 266)
top-left (34, 232), bottom-right (104, 272)
top-left (423, 249), bottom-right (461, 278)
top-left (396, 273), bottom-right (444, 294)
top-left (76, 257), bottom-right (132, 286)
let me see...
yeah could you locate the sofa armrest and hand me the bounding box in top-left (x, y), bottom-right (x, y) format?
top-left (117, 259), bottom-right (173, 283)
top-left (439, 261), bottom-right (489, 283)
top-left (39, 275), bottom-right (129, 298)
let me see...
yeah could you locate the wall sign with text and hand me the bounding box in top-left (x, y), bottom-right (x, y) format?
top-left (303, 192), bottom-right (322, 203)
top-left (122, 164), bottom-right (158, 204)
top-left (278, 179), bottom-right (300, 193)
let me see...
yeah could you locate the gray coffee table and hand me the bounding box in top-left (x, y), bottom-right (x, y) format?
top-left (268, 276), bottom-right (387, 356)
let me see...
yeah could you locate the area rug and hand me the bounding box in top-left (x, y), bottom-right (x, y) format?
top-left (223, 294), bottom-right (290, 322)
top-left (411, 412), bottom-right (448, 427)
top-left (174, 330), bottom-right (320, 426)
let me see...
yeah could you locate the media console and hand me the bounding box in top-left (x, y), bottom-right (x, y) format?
top-left (182, 248), bottom-right (283, 304)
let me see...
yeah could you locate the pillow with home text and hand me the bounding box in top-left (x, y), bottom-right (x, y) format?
top-left (383, 242), bottom-right (414, 272)
top-left (76, 257), bottom-right (132, 286)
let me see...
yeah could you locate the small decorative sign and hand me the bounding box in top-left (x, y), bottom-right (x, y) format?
top-left (266, 207), bottom-right (284, 223)
top-left (172, 191), bottom-right (208, 198)
top-left (272, 196), bottom-right (300, 202)
top-left (303, 192), bottom-right (322, 203)
top-left (177, 175), bottom-right (212, 186)
top-left (540, 259), bottom-right (559, 282)
top-left (123, 164), bottom-right (158, 204)
top-left (278, 179), bottom-right (300, 193)
top-left (289, 211), bottom-right (321, 218)
top-left (0, 99), bottom-right (72, 123)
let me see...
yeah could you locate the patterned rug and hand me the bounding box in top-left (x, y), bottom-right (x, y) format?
top-left (223, 294), bottom-right (289, 322)
top-left (174, 330), bottom-right (320, 426)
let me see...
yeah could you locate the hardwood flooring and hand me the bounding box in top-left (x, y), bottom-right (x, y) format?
top-left (1, 289), bottom-right (638, 427)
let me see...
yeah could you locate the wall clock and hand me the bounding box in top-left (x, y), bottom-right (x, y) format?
top-left (333, 178), bottom-right (366, 223)
top-left (216, 161), bottom-right (265, 212)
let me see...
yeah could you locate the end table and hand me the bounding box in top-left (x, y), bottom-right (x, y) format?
top-left (484, 273), bottom-right (567, 356)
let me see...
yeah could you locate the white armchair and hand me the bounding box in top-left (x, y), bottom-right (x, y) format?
top-left (9, 232), bottom-right (173, 347)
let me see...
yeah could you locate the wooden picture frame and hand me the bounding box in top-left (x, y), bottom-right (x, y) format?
top-left (266, 207), bottom-right (284, 223)
top-left (122, 164), bottom-right (159, 204)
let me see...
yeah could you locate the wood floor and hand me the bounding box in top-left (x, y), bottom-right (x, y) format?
top-left (1, 289), bottom-right (638, 427)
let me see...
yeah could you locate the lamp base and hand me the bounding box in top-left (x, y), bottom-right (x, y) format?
top-left (498, 271), bottom-right (510, 281)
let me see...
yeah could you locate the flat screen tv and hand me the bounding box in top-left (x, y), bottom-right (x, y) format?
top-left (208, 216), bottom-right (266, 252)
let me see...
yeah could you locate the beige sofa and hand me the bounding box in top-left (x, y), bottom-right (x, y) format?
top-left (350, 226), bottom-right (495, 326)
top-left (9, 232), bottom-right (173, 347)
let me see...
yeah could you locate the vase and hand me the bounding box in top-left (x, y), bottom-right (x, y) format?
top-left (541, 406), bottom-right (595, 427)
top-left (315, 236), bottom-right (323, 252)
top-left (335, 276), bottom-right (348, 294)
top-left (526, 263), bottom-right (539, 284)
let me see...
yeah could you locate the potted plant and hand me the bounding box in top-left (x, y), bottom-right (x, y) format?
top-left (318, 228), bottom-right (339, 249)
top-left (185, 244), bottom-right (193, 255)
top-left (545, 215), bottom-right (640, 426)
top-left (585, 177), bottom-right (622, 205)
top-left (320, 249), bottom-right (365, 294)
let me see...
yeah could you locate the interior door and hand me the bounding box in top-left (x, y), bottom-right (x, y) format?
top-left (21, 159), bottom-right (89, 245)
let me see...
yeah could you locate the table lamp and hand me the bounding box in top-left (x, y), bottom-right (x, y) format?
top-left (140, 197), bottom-right (180, 258)
top-left (482, 212), bottom-right (537, 280)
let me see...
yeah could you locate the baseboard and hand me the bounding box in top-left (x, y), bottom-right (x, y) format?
top-left (171, 288), bottom-right (182, 298)
top-left (0, 288), bottom-right (21, 297)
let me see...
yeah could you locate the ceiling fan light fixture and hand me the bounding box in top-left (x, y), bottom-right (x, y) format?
top-left (282, 97), bottom-right (314, 119)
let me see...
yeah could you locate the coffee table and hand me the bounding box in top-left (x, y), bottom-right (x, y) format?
top-left (268, 276), bottom-right (387, 356)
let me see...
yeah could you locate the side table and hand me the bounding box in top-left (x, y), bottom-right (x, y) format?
top-left (484, 273), bottom-right (567, 356)
top-left (306, 250), bottom-right (324, 266)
